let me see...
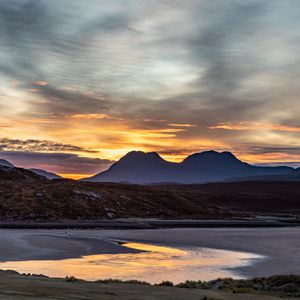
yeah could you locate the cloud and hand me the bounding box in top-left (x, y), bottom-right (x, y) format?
top-left (0, 138), bottom-right (96, 153)
top-left (33, 81), bottom-right (48, 87)
top-left (70, 113), bottom-right (110, 120)
top-left (29, 86), bottom-right (111, 115)
top-left (244, 146), bottom-right (300, 155)
top-left (168, 123), bottom-right (197, 128)
top-left (210, 122), bottom-right (300, 133)
top-left (0, 151), bottom-right (114, 176)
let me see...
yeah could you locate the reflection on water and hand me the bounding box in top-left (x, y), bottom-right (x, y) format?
top-left (0, 241), bottom-right (263, 284)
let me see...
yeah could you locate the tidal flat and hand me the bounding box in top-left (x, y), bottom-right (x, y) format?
top-left (0, 227), bottom-right (299, 282)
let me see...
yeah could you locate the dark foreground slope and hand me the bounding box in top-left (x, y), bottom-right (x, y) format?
top-left (0, 271), bottom-right (298, 299)
top-left (162, 181), bottom-right (300, 216)
top-left (0, 165), bottom-right (300, 221)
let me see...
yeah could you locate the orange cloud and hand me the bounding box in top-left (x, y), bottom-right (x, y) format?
top-left (239, 152), bottom-right (300, 165)
top-left (168, 123), bottom-right (197, 127)
top-left (210, 122), bottom-right (300, 133)
top-left (10, 80), bottom-right (21, 88)
top-left (70, 114), bottom-right (110, 120)
top-left (28, 89), bottom-right (40, 93)
top-left (34, 81), bottom-right (48, 87)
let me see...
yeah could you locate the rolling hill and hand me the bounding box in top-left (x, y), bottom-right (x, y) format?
top-left (0, 164), bottom-right (300, 220)
top-left (0, 158), bottom-right (61, 180)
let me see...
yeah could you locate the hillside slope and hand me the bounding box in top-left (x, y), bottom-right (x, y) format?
top-left (0, 166), bottom-right (299, 220)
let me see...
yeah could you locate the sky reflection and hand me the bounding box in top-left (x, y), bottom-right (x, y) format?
top-left (0, 242), bottom-right (264, 283)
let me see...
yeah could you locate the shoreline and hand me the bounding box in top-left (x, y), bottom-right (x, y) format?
top-left (0, 218), bottom-right (299, 229)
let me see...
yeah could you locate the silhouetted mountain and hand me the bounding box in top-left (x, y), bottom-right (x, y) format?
top-left (30, 168), bottom-right (62, 180)
top-left (0, 165), bottom-right (46, 181)
top-left (83, 150), bottom-right (293, 184)
top-left (83, 151), bottom-right (179, 183)
top-left (0, 159), bottom-right (14, 168)
top-left (0, 159), bottom-right (61, 180)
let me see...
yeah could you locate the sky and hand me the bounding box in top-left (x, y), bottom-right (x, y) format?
top-left (1, 0), bottom-right (300, 178)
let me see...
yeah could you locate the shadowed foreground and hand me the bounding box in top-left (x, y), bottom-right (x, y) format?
top-left (0, 271), bottom-right (299, 300)
top-left (1, 165), bottom-right (300, 221)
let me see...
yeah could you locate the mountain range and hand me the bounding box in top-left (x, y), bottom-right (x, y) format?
top-left (83, 150), bottom-right (295, 184)
top-left (1, 151), bottom-right (300, 184)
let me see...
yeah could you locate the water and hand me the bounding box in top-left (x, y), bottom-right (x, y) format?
top-left (0, 241), bottom-right (264, 284)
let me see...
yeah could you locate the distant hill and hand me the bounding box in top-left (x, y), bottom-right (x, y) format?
top-left (0, 165), bottom-right (46, 182)
top-left (0, 159), bottom-right (14, 168)
top-left (0, 158), bottom-right (61, 180)
top-left (30, 168), bottom-right (62, 180)
top-left (0, 171), bottom-right (300, 220)
top-left (83, 150), bottom-right (292, 184)
top-left (226, 166), bottom-right (300, 182)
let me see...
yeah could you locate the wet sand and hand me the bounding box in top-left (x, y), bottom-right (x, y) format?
top-left (0, 227), bottom-right (299, 278)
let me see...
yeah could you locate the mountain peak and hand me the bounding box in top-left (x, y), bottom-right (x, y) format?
top-left (183, 150), bottom-right (239, 163)
top-left (221, 151), bottom-right (235, 156)
top-left (120, 151), bottom-right (163, 162)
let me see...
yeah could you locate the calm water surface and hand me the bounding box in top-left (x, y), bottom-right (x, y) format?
top-left (0, 241), bottom-right (264, 284)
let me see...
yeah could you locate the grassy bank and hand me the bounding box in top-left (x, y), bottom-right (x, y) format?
top-left (0, 270), bottom-right (299, 299)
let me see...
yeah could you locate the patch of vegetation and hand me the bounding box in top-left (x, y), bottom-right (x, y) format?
top-left (96, 278), bottom-right (150, 285)
top-left (176, 275), bottom-right (300, 297)
top-left (199, 297), bottom-right (222, 300)
top-left (219, 275), bottom-right (300, 297)
top-left (65, 276), bottom-right (81, 282)
top-left (175, 278), bottom-right (225, 289)
top-left (95, 275), bottom-right (300, 296)
top-left (155, 281), bottom-right (174, 287)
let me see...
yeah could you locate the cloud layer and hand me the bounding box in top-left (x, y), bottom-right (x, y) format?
top-left (0, 138), bottom-right (95, 153)
top-left (1, 0), bottom-right (300, 174)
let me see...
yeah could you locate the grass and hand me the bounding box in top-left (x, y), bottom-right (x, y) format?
top-left (63, 274), bottom-right (300, 297)
top-left (171, 275), bottom-right (300, 297)
top-left (95, 278), bottom-right (151, 285)
top-left (0, 271), bottom-right (299, 300)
